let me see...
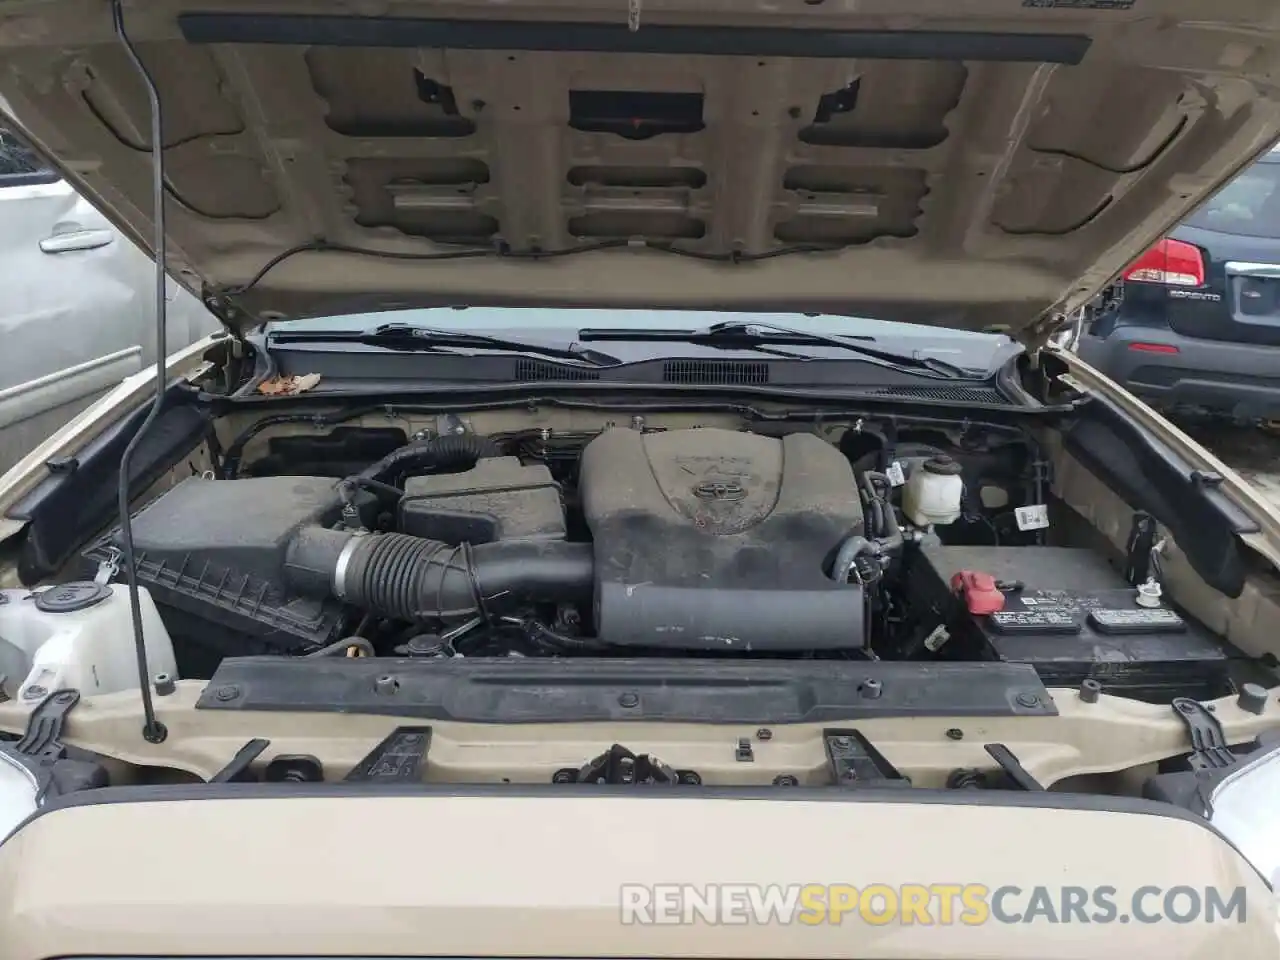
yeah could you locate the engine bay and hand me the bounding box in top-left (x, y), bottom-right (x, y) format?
top-left (76, 414), bottom-right (1261, 705)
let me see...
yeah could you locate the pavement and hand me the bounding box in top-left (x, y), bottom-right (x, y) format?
top-left (1172, 418), bottom-right (1280, 510)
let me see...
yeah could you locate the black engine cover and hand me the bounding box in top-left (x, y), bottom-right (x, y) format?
top-left (579, 428), bottom-right (864, 650)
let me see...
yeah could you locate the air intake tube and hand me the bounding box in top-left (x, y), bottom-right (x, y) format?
top-left (284, 526), bottom-right (594, 621)
top-left (356, 434), bottom-right (501, 487)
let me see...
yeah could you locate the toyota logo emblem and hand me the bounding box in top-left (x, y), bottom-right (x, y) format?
top-left (693, 480), bottom-right (746, 501)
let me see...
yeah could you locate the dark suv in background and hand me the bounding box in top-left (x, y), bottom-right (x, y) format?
top-left (1078, 147), bottom-right (1280, 420)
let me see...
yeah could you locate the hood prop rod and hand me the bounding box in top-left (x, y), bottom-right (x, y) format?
top-left (111, 0), bottom-right (167, 744)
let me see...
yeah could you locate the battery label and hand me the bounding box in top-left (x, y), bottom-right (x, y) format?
top-left (988, 609), bottom-right (1082, 635)
top-left (1088, 607), bottom-right (1186, 635)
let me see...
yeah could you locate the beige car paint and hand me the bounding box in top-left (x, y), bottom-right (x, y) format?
top-left (3, 0), bottom-right (1280, 342)
top-left (0, 793), bottom-right (1274, 959)
top-left (0, 678), bottom-right (1273, 789)
top-left (0, 0), bottom-right (1278, 952)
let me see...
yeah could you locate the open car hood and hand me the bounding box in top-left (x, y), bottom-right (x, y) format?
top-left (3, 0), bottom-right (1280, 344)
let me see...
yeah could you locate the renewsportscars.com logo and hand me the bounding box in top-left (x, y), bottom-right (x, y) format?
top-left (619, 883), bottom-right (1251, 926)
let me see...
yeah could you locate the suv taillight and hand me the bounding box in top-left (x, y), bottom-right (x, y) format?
top-left (1123, 238), bottom-right (1205, 286)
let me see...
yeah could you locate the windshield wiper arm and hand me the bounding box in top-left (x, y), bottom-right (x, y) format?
top-left (707, 321), bottom-right (975, 377)
top-left (271, 323), bottom-right (620, 366)
top-left (580, 320), bottom-right (976, 379)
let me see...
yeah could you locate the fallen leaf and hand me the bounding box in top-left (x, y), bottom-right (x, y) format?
top-left (257, 373), bottom-right (322, 396)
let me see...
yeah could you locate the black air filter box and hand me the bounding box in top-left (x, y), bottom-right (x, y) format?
top-left (83, 476), bottom-right (362, 673)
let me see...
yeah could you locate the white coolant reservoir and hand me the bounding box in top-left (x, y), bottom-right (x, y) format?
top-left (901, 455), bottom-right (964, 527)
top-left (0, 582), bottom-right (177, 703)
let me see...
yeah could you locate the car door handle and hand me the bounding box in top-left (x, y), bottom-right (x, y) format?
top-left (39, 228), bottom-right (114, 253)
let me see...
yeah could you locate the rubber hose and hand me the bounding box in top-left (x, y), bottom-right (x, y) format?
top-left (831, 535), bottom-right (877, 583)
top-left (860, 471), bottom-right (904, 556)
top-left (878, 496), bottom-right (904, 555)
top-left (503, 617), bottom-right (610, 652)
top-left (285, 526), bottom-right (594, 622)
top-left (305, 636), bottom-right (376, 658)
top-left (356, 433), bottom-right (502, 486)
top-left (861, 470), bottom-right (891, 500)
top-left (868, 498), bottom-right (885, 539)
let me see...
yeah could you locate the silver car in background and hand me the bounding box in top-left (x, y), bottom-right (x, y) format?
top-left (0, 126), bottom-right (217, 473)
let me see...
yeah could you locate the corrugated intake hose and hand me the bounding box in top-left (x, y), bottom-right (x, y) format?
top-left (284, 526), bottom-right (594, 621)
top-left (356, 433), bottom-right (501, 487)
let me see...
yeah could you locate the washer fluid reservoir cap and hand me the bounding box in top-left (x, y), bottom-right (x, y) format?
top-left (33, 581), bottom-right (112, 614)
top-left (923, 455), bottom-right (963, 476)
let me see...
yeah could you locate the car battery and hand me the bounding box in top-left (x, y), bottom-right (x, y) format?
top-left (905, 545), bottom-right (1230, 701)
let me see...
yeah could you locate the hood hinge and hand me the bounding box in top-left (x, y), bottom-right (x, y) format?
top-left (201, 284), bottom-right (251, 342)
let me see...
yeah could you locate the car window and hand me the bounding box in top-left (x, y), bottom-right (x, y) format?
top-left (0, 127), bottom-right (59, 186)
top-left (1183, 160), bottom-right (1280, 238)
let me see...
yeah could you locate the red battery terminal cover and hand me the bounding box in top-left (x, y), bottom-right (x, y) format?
top-left (950, 570), bottom-right (1006, 615)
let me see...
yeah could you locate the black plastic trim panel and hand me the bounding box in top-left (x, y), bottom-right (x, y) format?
top-left (1063, 394), bottom-right (1256, 598)
top-left (178, 16), bottom-right (1091, 63)
top-left (263, 343), bottom-right (1022, 407)
top-left (196, 657), bottom-right (1056, 723)
top-left (7, 385), bottom-right (211, 583)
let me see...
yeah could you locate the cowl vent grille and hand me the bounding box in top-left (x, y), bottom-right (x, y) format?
top-left (514, 359), bottom-right (601, 381)
top-left (862, 384), bottom-right (1005, 402)
top-left (663, 360), bottom-right (769, 384)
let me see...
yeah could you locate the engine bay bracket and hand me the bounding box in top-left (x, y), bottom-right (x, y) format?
top-left (823, 728), bottom-right (911, 787)
top-left (194, 657), bottom-right (1057, 724)
top-left (344, 726), bottom-right (433, 783)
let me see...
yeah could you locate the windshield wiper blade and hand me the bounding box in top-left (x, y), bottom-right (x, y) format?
top-left (708, 321), bottom-right (975, 377)
top-left (272, 323), bottom-right (620, 367)
top-left (580, 320), bottom-right (977, 379)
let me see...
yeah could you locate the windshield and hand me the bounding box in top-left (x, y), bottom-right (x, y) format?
top-left (269, 307), bottom-right (1014, 372)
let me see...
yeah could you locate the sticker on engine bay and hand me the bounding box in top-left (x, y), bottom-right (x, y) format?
top-left (885, 461), bottom-right (906, 486)
top-left (1022, 0), bottom-right (1134, 8)
top-left (1015, 504), bottom-right (1050, 531)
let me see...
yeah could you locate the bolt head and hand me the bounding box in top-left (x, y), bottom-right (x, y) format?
top-left (213, 685), bottom-right (240, 702)
top-left (1237, 682), bottom-right (1269, 715)
top-left (618, 692), bottom-right (639, 708)
top-left (756, 727), bottom-right (773, 741)
top-left (946, 727), bottom-right (964, 741)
